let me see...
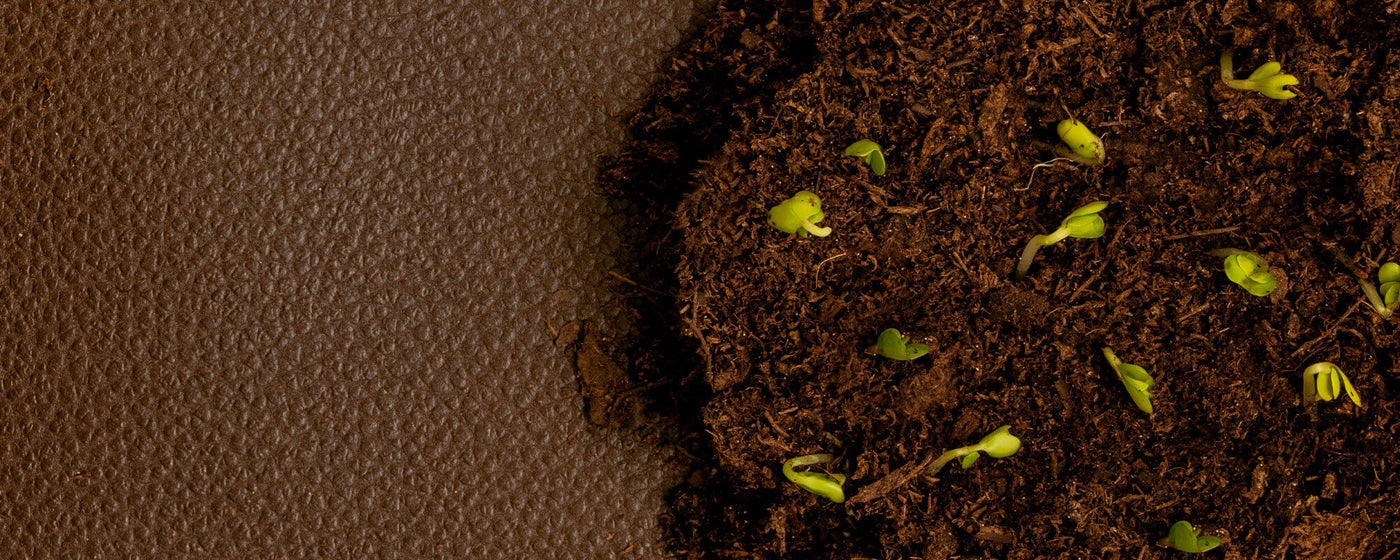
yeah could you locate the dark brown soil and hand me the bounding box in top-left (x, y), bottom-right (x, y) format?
top-left (599, 0), bottom-right (1400, 558)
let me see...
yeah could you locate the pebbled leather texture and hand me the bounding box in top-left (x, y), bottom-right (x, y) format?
top-left (2, 1), bottom-right (708, 557)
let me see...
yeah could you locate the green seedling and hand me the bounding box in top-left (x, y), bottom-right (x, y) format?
top-left (844, 139), bottom-right (886, 175)
top-left (1211, 249), bottom-right (1276, 297)
top-left (768, 191), bottom-right (831, 237)
top-left (926, 425), bottom-right (1022, 476)
top-left (1159, 521), bottom-right (1221, 553)
top-left (1361, 262), bottom-right (1399, 318)
top-left (1220, 49), bottom-right (1299, 100)
top-left (869, 328), bottom-right (929, 361)
top-left (1014, 201), bottom-right (1108, 280)
top-left (782, 454), bottom-right (847, 503)
top-left (1102, 347), bottom-right (1155, 414)
top-left (1381, 263), bottom-right (1400, 311)
top-left (1302, 362), bottom-right (1361, 421)
top-left (1054, 118), bottom-right (1105, 165)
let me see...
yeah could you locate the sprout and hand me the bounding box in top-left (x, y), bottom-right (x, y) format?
top-left (1302, 362), bottom-right (1361, 421)
top-left (1361, 262), bottom-right (1399, 318)
top-left (1053, 118), bottom-right (1105, 165)
top-left (869, 328), bottom-right (929, 361)
top-left (1102, 347), bottom-right (1155, 414)
top-left (844, 139), bottom-right (886, 176)
top-left (1159, 521), bottom-right (1221, 553)
top-left (1220, 49), bottom-right (1299, 100)
top-left (926, 425), bottom-right (1022, 476)
top-left (782, 453), bottom-right (847, 503)
top-left (768, 191), bottom-right (831, 237)
top-left (1210, 249), bottom-right (1276, 297)
top-left (1014, 201), bottom-right (1108, 280)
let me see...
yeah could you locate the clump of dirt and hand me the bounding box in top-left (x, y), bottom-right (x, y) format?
top-left (1289, 511), bottom-right (1379, 560)
top-left (601, 0), bottom-right (1400, 558)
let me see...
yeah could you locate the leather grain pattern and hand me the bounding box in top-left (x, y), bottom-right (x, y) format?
top-left (1, 1), bottom-right (707, 557)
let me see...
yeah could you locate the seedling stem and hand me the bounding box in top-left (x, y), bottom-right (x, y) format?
top-left (782, 454), bottom-right (847, 503)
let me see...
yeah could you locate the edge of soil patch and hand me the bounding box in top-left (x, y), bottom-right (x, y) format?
top-left (595, 1), bottom-right (1400, 558)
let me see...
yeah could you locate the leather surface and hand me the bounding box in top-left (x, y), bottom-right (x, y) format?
top-left (2, 1), bottom-right (708, 557)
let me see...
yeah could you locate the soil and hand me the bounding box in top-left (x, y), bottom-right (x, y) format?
top-left (595, 0), bottom-right (1400, 558)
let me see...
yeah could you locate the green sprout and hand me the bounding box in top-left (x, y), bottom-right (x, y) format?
top-left (782, 454), bottom-right (847, 503)
top-left (1220, 49), bottom-right (1298, 100)
top-left (1302, 362), bottom-right (1361, 421)
top-left (844, 139), bottom-right (886, 176)
top-left (1361, 262), bottom-right (1399, 318)
top-left (768, 191), bottom-right (831, 237)
top-left (1053, 118), bottom-right (1105, 165)
top-left (1159, 521), bottom-right (1221, 553)
top-left (869, 328), bottom-right (929, 361)
top-left (925, 425), bottom-right (1022, 476)
top-left (1014, 201), bottom-right (1108, 280)
top-left (1210, 249), bottom-right (1276, 297)
top-left (1102, 347), bottom-right (1155, 414)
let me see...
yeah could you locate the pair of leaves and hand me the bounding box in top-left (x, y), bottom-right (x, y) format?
top-left (1161, 521), bottom-right (1221, 553)
top-left (844, 140), bottom-right (886, 175)
top-left (1305, 362), bottom-right (1362, 407)
top-left (927, 425), bottom-right (1022, 475)
top-left (1102, 347), bottom-right (1155, 414)
top-left (960, 425), bottom-right (1021, 469)
top-left (768, 191), bottom-right (830, 237)
top-left (1234, 61), bottom-right (1300, 99)
top-left (1059, 201), bottom-right (1108, 240)
top-left (1014, 201), bottom-right (1109, 280)
top-left (1220, 251), bottom-right (1277, 297)
top-left (1043, 201), bottom-right (1108, 245)
top-left (873, 328), bottom-right (929, 361)
top-left (1221, 50), bottom-right (1299, 100)
top-left (1379, 262), bottom-right (1400, 309)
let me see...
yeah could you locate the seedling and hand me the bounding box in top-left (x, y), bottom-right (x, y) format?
top-left (844, 139), bottom-right (886, 175)
top-left (768, 191), bottom-right (831, 237)
top-left (1054, 118), bottom-right (1105, 165)
top-left (1014, 201), bottom-right (1108, 280)
top-left (782, 454), bottom-right (847, 503)
top-left (1159, 521), bottom-right (1221, 553)
top-left (1102, 347), bottom-right (1155, 414)
top-left (1361, 262), bottom-right (1399, 318)
top-left (1210, 249), bottom-right (1276, 297)
top-left (1302, 362), bottom-right (1361, 421)
top-left (870, 328), bottom-right (929, 361)
top-left (925, 425), bottom-right (1021, 476)
top-left (1220, 49), bottom-right (1299, 100)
